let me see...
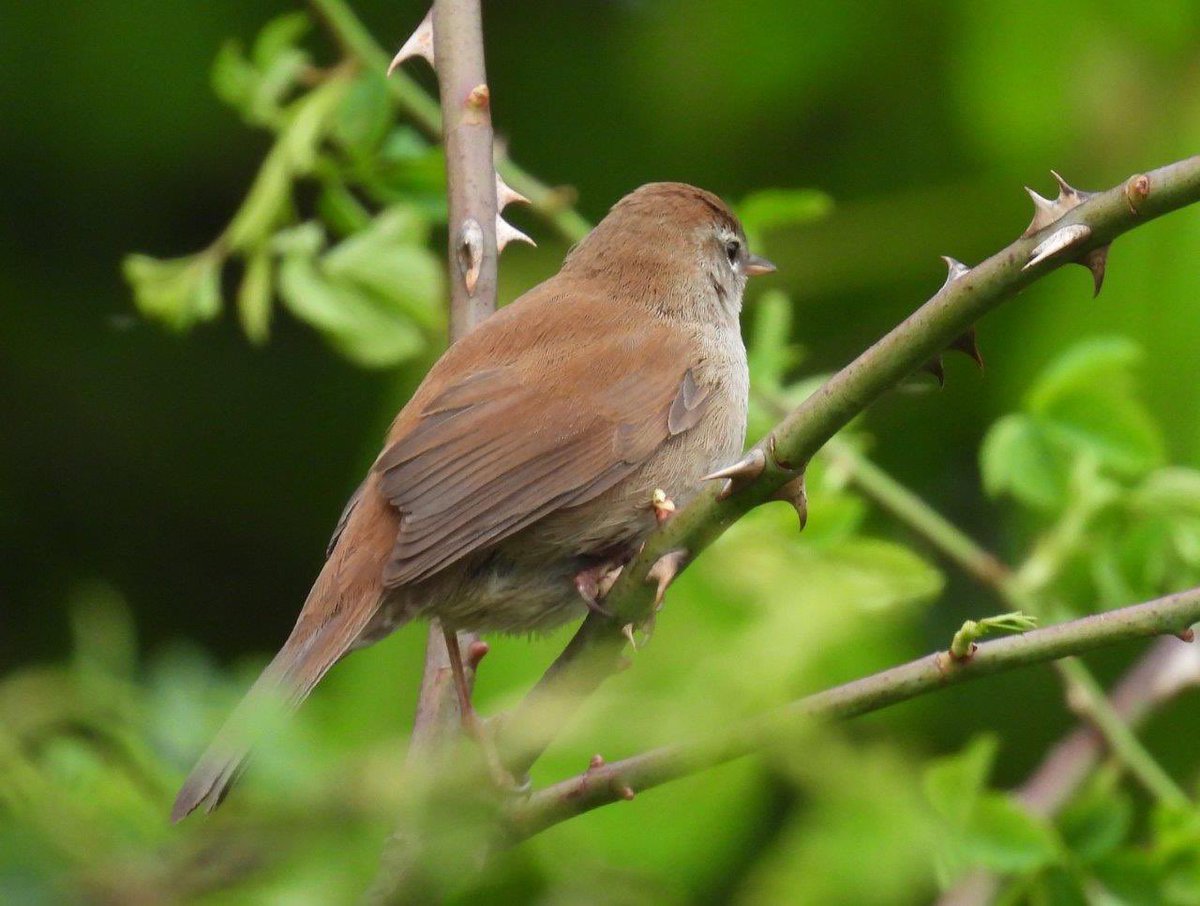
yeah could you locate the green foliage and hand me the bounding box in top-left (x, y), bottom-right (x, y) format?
top-left (9, 2), bottom-right (1200, 904)
top-left (123, 11), bottom-right (445, 365)
top-left (980, 336), bottom-right (1200, 610)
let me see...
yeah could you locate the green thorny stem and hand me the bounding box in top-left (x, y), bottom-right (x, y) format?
top-left (497, 155), bottom-right (1200, 780)
top-left (310, 0), bottom-right (1200, 835)
top-left (823, 438), bottom-right (1190, 807)
top-left (505, 587), bottom-right (1200, 837)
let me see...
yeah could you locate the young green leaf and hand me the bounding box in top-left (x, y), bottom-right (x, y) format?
top-left (122, 252), bottom-right (223, 331)
top-left (980, 414), bottom-right (1069, 510)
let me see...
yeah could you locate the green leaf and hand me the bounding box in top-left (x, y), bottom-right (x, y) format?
top-left (923, 736), bottom-right (998, 826)
top-left (1026, 336), bottom-right (1143, 413)
top-left (1134, 468), bottom-right (1200, 518)
top-left (317, 180), bottom-right (373, 237)
top-left (980, 414), bottom-right (1069, 510)
top-left (1039, 395), bottom-right (1164, 478)
top-left (964, 794), bottom-right (1060, 874)
top-left (277, 254), bottom-right (425, 368)
top-left (122, 252), bottom-right (222, 330)
top-left (737, 188), bottom-right (833, 250)
top-left (237, 248), bottom-right (273, 344)
top-left (322, 207), bottom-right (443, 332)
top-left (251, 11), bottom-right (311, 71)
top-left (332, 71), bottom-right (393, 154)
top-left (225, 77), bottom-right (350, 252)
top-left (810, 537), bottom-right (944, 612)
top-left (1058, 783), bottom-right (1133, 864)
top-left (211, 40), bottom-right (257, 111)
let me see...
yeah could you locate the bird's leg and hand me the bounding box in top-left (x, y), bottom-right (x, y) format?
top-left (441, 627), bottom-right (516, 790)
top-left (574, 565), bottom-right (616, 616)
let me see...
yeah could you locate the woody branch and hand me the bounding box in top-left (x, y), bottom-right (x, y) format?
top-left (504, 588), bottom-right (1200, 836)
top-left (497, 155), bottom-right (1200, 779)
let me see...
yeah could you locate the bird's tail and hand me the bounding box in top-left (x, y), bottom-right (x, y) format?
top-left (172, 484), bottom-right (397, 822)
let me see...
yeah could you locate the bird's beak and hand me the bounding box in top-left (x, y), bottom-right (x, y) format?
top-left (744, 254), bottom-right (776, 277)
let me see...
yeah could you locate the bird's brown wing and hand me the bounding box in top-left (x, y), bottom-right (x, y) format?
top-left (374, 320), bottom-right (707, 587)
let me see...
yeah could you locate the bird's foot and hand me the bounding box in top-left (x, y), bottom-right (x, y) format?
top-left (574, 562), bottom-right (625, 617)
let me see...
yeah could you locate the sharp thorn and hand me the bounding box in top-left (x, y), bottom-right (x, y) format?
top-left (1050, 169), bottom-right (1079, 201)
top-left (495, 173), bottom-right (530, 210)
top-left (1023, 223), bottom-right (1092, 271)
top-left (387, 9), bottom-right (434, 73)
top-left (922, 356), bottom-right (946, 387)
top-left (1082, 245), bottom-right (1108, 297)
top-left (702, 449), bottom-right (766, 498)
top-left (646, 549), bottom-right (688, 610)
top-left (1022, 186), bottom-right (1059, 237)
top-left (457, 219), bottom-right (484, 295)
top-left (771, 473), bottom-right (808, 530)
top-left (949, 326), bottom-right (984, 369)
top-left (939, 255), bottom-right (970, 290)
top-left (496, 215), bottom-right (535, 252)
top-left (588, 754), bottom-right (605, 770)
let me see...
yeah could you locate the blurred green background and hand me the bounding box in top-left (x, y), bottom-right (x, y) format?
top-left (3, 1), bottom-right (1200, 903)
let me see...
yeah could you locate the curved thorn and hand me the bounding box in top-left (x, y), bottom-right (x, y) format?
top-left (772, 473), bottom-right (808, 530)
top-left (1050, 169), bottom-right (1076, 199)
top-left (496, 215), bottom-right (535, 252)
top-left (949, 326), bottom-right (984, 369)
top-left (387, 9), bottom-right (434, 74)
top-left (496, 173), bottom-right (530, 210)
top-left (1082, 245), bottom-right (1109, 297)
top-left (940, 255), bottom-right (970, 289)
top-left (646, 549), bottom-right (689, 610)
top-left (702, 449), bottom-right (766, 499)
top-left (1023, 223), bottom-right (1092, 271)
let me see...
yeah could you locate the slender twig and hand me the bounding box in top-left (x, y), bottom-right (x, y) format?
top-left (498, 156), bottom-right (1200, 779)
top-left (308, 0), bottom-right (592, 244)
top-left (504, 588), bottom-right (1200, 837)
top-left (824, 437), bottom-right (1190, 805)
top-left (401, 0), bottom-right (499, 760)
top-left (368, 2), bottom-right (499, 898)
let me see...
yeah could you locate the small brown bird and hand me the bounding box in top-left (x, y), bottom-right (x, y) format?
top-left (172, 182), bottom-right (774, 820)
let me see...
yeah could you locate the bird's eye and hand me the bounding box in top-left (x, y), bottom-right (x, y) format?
top-left (725, 238), bottom-right (741, 265)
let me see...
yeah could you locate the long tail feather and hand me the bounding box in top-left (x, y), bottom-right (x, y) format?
top-left (172, 480), bottom-right (398, 822)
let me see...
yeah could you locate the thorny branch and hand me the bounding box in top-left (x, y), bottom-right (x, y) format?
top-left (504, 588), bottom-right (1200, 838)
top-left (823, 437), bottom-right (1191, 805)
top-left (497, 155), bottom-right (1200, 779)
top-left (368, 1), bottom-right (528, 898)
top-left (315, 0), bottom-right (1200, 870)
